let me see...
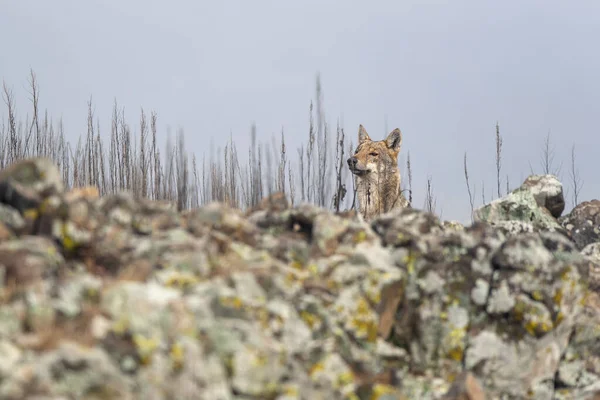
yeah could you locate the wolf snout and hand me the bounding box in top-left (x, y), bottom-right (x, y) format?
top-left (347, 156), bottom-right (367, 175)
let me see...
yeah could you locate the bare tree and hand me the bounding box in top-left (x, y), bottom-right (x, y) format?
top-left (2, 81), bottom-right (19, 164)
top-left (315, 74), bottom-right (329, 207)
top-left (540, 130), bottom-right (562, 176)
top-left (464, 152), bottom-right (475, 222)
top-left (495, 121), bottom-right (502, 198)
top-left (27, 69), bottom-right (41, 156)
top-left (481, 180), bottom-right (486, 205)
top-left (424, 175), bottom-right (437, 214)
top-left (332, 121), bottom-right (347, 212)
top-left (278, 129), bottom-right (287, 195)
top-left (569, 144), bottom-right (583, 208)
top-left (406, 151), bottom-right (413, 204)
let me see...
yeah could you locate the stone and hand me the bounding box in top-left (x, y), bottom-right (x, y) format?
top-left (520, 174), bottom-right (565, 218)
top-left (0, 158), bottom-right (597, 399)
top-left (559, 199), bottom-right (600, 250)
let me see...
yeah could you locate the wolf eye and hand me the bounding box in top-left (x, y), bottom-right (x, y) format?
top-left (369, 152), bottom-right (378, 156)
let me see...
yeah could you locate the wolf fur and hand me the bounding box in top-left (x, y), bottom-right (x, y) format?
top-left (347, 125), bottom-right (410, 220)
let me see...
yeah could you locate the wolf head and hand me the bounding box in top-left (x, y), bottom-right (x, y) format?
top-left (347, 125), bottom-right (402, 180)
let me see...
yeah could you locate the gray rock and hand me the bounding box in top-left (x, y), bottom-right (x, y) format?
top-left (559, 199), bottom-right (600, 250)
top-left (0, 158), bottom-right (597, 399)
top-left (474, 184), bottom-right (566, 234)
top-left (520, 174), bottom-right (565, 218)
top-left (0, 157), bottom-right (63, 214)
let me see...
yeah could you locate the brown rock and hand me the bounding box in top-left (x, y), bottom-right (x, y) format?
top-left (442, 372), bottom-right (486, 400)
top-left (0, 221), bottom-right (13, 241)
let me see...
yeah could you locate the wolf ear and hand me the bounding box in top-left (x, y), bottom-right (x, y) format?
top-left (358, 125), bottom-right (371, 144)
top-left (385, 128), bottom-right (402, 151)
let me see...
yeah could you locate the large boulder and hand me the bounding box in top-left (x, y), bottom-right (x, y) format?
top-left (559, 200), bottom-right (600, 250)
top-left (520, 174), bottom-right (565, 218)
top-left (0, 157), bottom-right (63, 213)
top-left (474, 175), bottom-right (567, 235)
top-left (371, 208), bottom-right (596, 399)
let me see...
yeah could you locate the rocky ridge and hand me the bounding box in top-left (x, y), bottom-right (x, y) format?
top-left (0, 158), bottom-right (598, 400)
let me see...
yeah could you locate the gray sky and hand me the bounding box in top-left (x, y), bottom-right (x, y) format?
top-left (2, 0), bottom-right (599, 223)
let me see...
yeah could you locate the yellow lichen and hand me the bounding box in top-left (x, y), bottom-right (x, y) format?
top-left (448, 347), bottom-right (463, 362)
top-left (252, 351), bottom-right (269, 367)
top-left (262, 382), bottom-right (280, 397)
top-left (369, 384), bottom-right (397, 400)
top-left (554, 311), bottom-right (564, 325)
top-left (84, 287), bottom-right (99, 301)
top-left (354, 230), bottom-right (367, 243)
top-left (403, 251), bottom-right (417, 275)
top-left (170, 342), bottom-right (185, 371)
top-left (223, 354), bottom-right (234, 377)
top-left (524, 316), bottom-right (553, 336)
top-left (256, 307), bottom-right (270, 330)
top-left (285, 272), bottom-right (298, 287)
top-left (347, 297), bottom-right (378, 342)
top-left (540, 321), bottom-right (552, 332)
top-left (356, 297), bottom-right (370, 315)
top-left (553, 288), bottom-right (563, 305)
top-left (111, 316), bottom-right (130, 335)
top-left (336, 370), bottom-right (355, 388)
top-left (164, 273), bottom-right (199, 289)
top-left (46, 245), bottom-right (57, 256)
top-left (513, 302), bottom-right (525, 321)
top-left (282, 383), bottom-right (299, 397)
top-left (524, 321), bottom-right (537, 336)
top-left (133, 334), bottom-right (159, 365)
top-left (309, 361), bottom-right (325, 377)
top-left (219, 296), bottom-right (244, 309)
top-left (300, 310), bottom-right (322, 329)
top-left (446, 326), bottom-right (466, 361)
top-left (532, 290), bottom-right (543, 301)
top-left (350, 316), bottom-right (378, 342)
top-left (24, 208), bottom-right (38, 220)
top-left (60, 223), bottom-right (77, 252)
top-left (290, 260), bottom-right (303, 270)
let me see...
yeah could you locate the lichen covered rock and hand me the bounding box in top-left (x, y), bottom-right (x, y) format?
top-left (0, 158), bottom-right (598, 399)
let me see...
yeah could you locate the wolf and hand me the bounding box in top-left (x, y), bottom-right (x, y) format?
top-left (347, 125), bottom-right (410, 220)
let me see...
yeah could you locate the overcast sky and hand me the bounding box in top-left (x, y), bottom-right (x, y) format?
top-left (1, 0), bottom-right (599, 223)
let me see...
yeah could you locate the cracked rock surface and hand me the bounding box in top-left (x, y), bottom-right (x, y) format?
top-left (0, 158), bottom-right (598, 399)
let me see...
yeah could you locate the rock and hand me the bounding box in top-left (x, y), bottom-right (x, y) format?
top-left (474, 176), bottom-right (567, 235)
top-left (0, 341), bottom-right (133, 399)
top-left (0, 158), bottom-right (598, 399)
top-left (559, 199), bottom-right (600, 250)
top-left (442, 372), bottom-right (486, 400)
top-left (520, 174), bottom-right (565, 218)
top-left (581, 243), bottom-right (600, 291)
top-left (0, 221), bottom-right (12, 241)
top-left (0, 236), bottom-right (64, 287)
top-left (0, 203), bottom-right (25, 234)
top-left (0, 157), bottom-right (63, 214)
top-left (583, 243), bottom-right (600, 264)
